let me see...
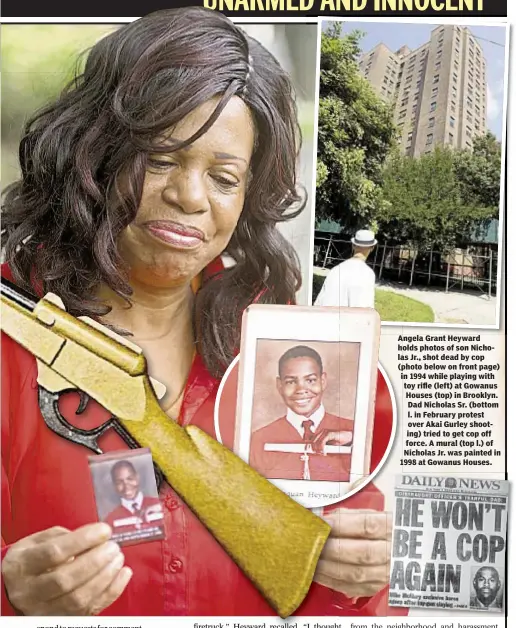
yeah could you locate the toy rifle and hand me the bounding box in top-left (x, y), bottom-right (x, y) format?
top-left (0, 278), bottom-right (330, 618)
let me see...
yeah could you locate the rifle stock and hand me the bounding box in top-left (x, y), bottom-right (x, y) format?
top-left (0, 280), bottom-right (330, 618)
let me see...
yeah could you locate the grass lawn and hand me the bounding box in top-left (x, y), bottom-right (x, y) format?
top-left (312, 275), bottom-right (435, 323)
top-left (375, 289), bottom-right (435, 323)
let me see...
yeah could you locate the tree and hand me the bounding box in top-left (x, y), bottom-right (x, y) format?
top-left (378, 146), bottom-right (498, 252)
top-left (453, 132), bottom-right (502, 214)
top-left (316, 24), bottom-right (397, 232)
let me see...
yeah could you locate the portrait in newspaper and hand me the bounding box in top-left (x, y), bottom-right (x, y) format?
top-left (388, 474), bottom-right (508, 612)
top-left (88, 448), bottom-right (165, 546)
top-left (235, 304), bottom-right (381, 508)
top-left (469, 566), bottom-right (504, 611)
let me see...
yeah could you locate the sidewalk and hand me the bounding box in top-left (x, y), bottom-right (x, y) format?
top-left (377, 281), bottom-right (498, 326)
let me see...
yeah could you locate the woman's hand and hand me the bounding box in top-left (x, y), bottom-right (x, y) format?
top-left (311, 429), bottom-right (353, 454)
top-left (1, 523), bottom-right (132, 616)
top-left (314, 509), bottom-right (392, 599)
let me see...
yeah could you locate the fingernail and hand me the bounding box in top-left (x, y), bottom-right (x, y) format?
top-left (96, 523), bottom-right (112, 539)
top-left (105, 541), bottom-right (120, 558)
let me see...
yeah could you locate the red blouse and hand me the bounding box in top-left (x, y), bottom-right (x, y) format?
top-left (1, 263), bottom-right (406, 617)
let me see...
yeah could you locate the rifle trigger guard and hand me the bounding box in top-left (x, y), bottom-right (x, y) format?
top-left (38, 387), bottom-right (165, 488)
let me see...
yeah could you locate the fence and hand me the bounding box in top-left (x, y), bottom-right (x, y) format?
top-left (313, 234), bottom-right (497, 297)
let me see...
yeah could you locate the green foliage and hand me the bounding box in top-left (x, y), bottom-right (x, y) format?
top-left (374, 289), bottom-right (435, 323)
top-left (2, 26), bottom-right (116, 141)
top-left (1, 25), bottom-right (117, 187)
top-left (378, 146), bottom-right (498, 252)
top-left (453, 131), bottom-right (501, 214)
top-left (316, 24), bottom-right (397, 232)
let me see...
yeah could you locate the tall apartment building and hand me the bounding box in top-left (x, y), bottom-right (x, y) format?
top-left (358, 25), bottom-right (487, 157)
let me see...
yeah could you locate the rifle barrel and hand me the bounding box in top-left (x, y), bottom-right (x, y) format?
top-left (1, 278), bottom-right (37, 312)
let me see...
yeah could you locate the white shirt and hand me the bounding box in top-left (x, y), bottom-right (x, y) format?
top-left (315, 257), bottom-right (376, 308)
top-left (285, 404), bottom-right (326, 438)
top-left (121, 491), bottom-right (144, 513)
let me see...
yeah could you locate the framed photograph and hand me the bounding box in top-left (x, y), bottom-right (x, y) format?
top-left (88, 448), bottom-right (165, 546)
top-left (235, 304), bottom-right (381, 508)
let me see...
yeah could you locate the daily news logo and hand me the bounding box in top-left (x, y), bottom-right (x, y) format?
top-left (401, 476), bottom-right (502, 491)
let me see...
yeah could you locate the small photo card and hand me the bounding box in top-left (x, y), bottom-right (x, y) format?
top-left (88, 448), bottom-right (165, 546)
top-left (235, 304), bottom-right (381, 508)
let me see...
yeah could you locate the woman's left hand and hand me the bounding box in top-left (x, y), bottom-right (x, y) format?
top-left (314, 509), bottom-right (392, 599)
top-left (311, 429), bottom-right (353, 454)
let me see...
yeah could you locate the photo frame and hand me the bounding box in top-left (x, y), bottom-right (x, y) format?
top-left (235, 304), bottom-right (381, 508)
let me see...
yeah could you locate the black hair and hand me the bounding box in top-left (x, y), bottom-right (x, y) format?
top-left (2, 8), bottom-right (305, 378)
top-left (110, 460), bottom-right (138, 482)
top-left (278, 345), bottom-right (323, 377)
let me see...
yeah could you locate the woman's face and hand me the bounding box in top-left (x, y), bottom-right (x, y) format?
top-left (118, 96), bottom-right (255, 289)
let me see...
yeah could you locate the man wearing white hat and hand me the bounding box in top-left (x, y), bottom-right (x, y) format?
top-left (315, 229), bottom-right (378, 308)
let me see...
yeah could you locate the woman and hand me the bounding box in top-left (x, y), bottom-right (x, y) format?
top-left (1, 8), bottom-right (395, 617)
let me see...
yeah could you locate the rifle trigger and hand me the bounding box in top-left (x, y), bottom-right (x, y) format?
top-left (37, 386), bottom-right (166, 490)
top-left (76, 391), bottom-right (90, 415)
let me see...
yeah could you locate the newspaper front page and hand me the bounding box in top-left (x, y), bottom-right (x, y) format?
top-left (389, 474), bottom-right (508, 612)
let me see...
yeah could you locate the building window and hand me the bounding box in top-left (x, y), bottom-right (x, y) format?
top-left (401, 98), bottom-right (409, 107)
top-left (449, 132), bottom-right (454, 143)
top-left (435, 61), bottom-right (441, 70)
top-left (399, 109), bottom-right (407, 118)
top-left (432, 86), bottom-right (438, 96)
top-left (428, 117), bottom-right (435, 128)
top-left (433, 74), bottom-right (439, 83)
top-left (426, 133), bottom-right (433, 145)
top-left (453, 72), bottom-right (458, 84)
top-left (407, 132), bottom-right (413, 141)
top-left (450, 116), bottom-right (455, 128)
top-left (430, 101), bottom-right (437, 112)
top-left (406, 75), bottom-right (413, 83)
top-left (466, 126), bottom-right (472, 137)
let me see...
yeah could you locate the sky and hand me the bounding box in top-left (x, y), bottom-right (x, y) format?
top-left (324, 21), bottom-right (507, 140)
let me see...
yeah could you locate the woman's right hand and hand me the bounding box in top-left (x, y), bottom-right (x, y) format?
top-left (1, 523), bottom-right (132, 615)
